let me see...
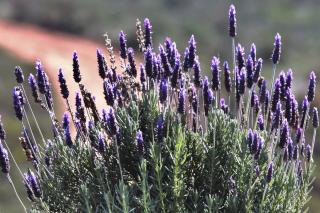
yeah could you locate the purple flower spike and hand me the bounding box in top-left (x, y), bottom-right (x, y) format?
top-left (290, 98), bottom-right (299, 128)
top-left (0, 143), bottom-right (9, 174)
top-left (136, 130), bottom-right (144, 154)
top-left (24, 170), bottom-right (41, 198)
top-left (279, 119), bottom-right (289, 149)
top-left (259, 79), bottom-right (266, 104)
top-left (300, 96), bottom-right (309, 128)
top-left (253, 58), bottom-right (263, 83)
top-left (257, 114), bottom-right (264, 131)
top-left (279, 71), bottom-right (286, 101)
top-left (128, 47), bottom-right (137, 77)
top-left (97, 49), bottom-right (107, 79)
top-left (272, 33), bottom-right (281, 64)
top-left (286, 69), bottom-right (293, 90)
top-left (246, 56), bottom-right (254, 88)
top-left (13, 88), bottom-right (23, 121)
top-left (203, 77), bottom-right (214, 116)
top-left (188, 35), bottom-right (196, 68)
top-left (306, 144), bottom-right (311, 162)
top-left (251, 131), bottom-right (259, 154)
top-left (58, 68), bottom-right (69, 99)
top-left (145, 47), bottom-right (153, 78)
top-left (247, 129), bottom-right (253, 150)
top-left (72, 51), bottom-right (81, 83)
top-left (178, 88), bottom-right (186, 114)
top-left (229, 4), bottom-right (237, 37)
top-left (272, 102), bottom-right (281, 131)
top-left (266, 162), bottom-right (273, 183)
top-left (35, 60), bottom-right (47, 94)
top-left (14, 66), bottom-right (24, 83)
top-left (254, 138), bottom-right (264, 160)
top-left (224, 61), bottom-right (231, 93)
top-left (140, 64), bottom-right (146, 84)
top-left (28, 74), bottom-right (41, 103)
top-left (62, 112), bottom-right (70, 130)
top-left (65, 124), bottom-right (72, 147)
top-left (159, 78), bottom-right (168, 104)
top-left (144, 18), bottom-right (152, 49)
top-left (236, 44), bottom-right (245, 71)
top-left (98, 132), bottom-right (106, 153)
top-left (264, 91), bottom-right (270, 115)
top-left (283, 147), bottom-right (288, 162)
top-left (169, 42), bottom-right (178, 67)
top-left (119, 31), bottom-right (127, 60)
top-left (171, 55), bottom-right (180, 88)
top-left (183, 47), bottom-right (189, 72)
top-left (103, 80), bottom-right (115, 106)
top-left (313, 107), bottom-right (319, 128)
top-left (211, 56), bottom-right (221, 91)
top-left (308, 71), bottom-right (316, 102)
top-left (193, 57), bottom-right (201, 88)
top-left (164, 37), bottom-right (172, 58)
top-left (106, 107), bottom-right (117, 136)
top-left (238, 68), bottom-right (246, 95)
top-left (285, 90), bottom-right (292, 121)
top-left (220, 98), bottom-right (228, 114)
top-left (271, 79), bottom-right (281, 112)
top-left (250, 43), bottom-right (256, 65)
top-left (159, 45), bottom-right (171, 77)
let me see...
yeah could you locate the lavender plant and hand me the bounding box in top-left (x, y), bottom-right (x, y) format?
top-left (0, 4), bottom-right (317, 212)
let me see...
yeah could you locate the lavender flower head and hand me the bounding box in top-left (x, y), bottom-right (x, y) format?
top-left (145, 47), bottom-right (153, 78)
top-left (119, 31), bottom-right (127, 60)
top-left (286, 69), bottom-right (293, 90)
top-left (35, 60), bottom-right (47, 94)
top-left (178, 88), bottom-right (186, 114)
top-left (193, 57), bottom-right (201, 88)
top-left (306, 144), bottom-right (311, 162)
top-left (106, 107), bottom-right (117, 136)
top-left (229, 4), bottom-right (237, 37)
top-left (159, 44), bottom-right (171, 77)
top-left (247, 129), bottom-right (253, 150)
top-left (224, 61), bottom-right (231, 93)
top-left (156, 116), bottom-right (164, 143)
top-left (13, 88), bottom-right (23, 121)
top-left (288, 138), bottom-right (293, 160)
top-left (98, 132), bottom-right (106, 153)
top-left (250, 43), bottom-right (256, 65)
top-left (259, 79), bottom-right (266, 103)
top-left (24, 170), bottom-right (41, 198)
top-left (14, 66), bottom-right (24, 83)
top-left (271, 79), bottom-right (281, 112)
top-left (211, 56), bottom-right (221, 91)
top-left (144, 18), bottom-right (152, 48)
top-left (183, 47), bottom-right (189, 72)
top-left (266, 162), bottom-right (273, 183)
top-left (271, 102), bottom-right (281, 131)
top-left (58, 68), bottom-right (69, 99)
top-left (307, 71), bottom-right (316, 102)
top-left (62, 112), bottom-right (70, 130)
top-left (28, 74), bottom-right (41, 103)
top-left (159, 78), bottom-right (168, 104)
top-left (272, 33), bottom-right (281, 64)
top-left (253, 58), bottom-right (263, 83)
top-left (0, 143), bottom-right (9, 174)
top-left (171, 54), bottom-right (180, 88)
top-left (313, 107), bottom-right (319, 128)
top-left (300, 96), bottom-right (309, 128)
top-left (65, 122), bottom-right (72, 147)
top-left (72, 51), bottom-right (81, 83)
top-left (236, 44), bottom-right (245, 71)
top-left (238, 68), bottom-right (246, 95)
top-left (246, 56), bottom-right (254, 88)
top-left (128, 47), bottom-right (137, 77)
top-left (97, 49), bottom-right (107, 79)
top-left (257, 114), bottom-right (264, 130)
top-left (103, 80), bottom-right (115, 106)
top-left (188, 35), bottom-right (196, 68)
top-left (279, 119), bottom-right (289, 149)
top-left (140, 64), bottom-right (146, 84)
top-left (296, 128), bottom-right (303, 143)
top-left (136, 130), bottom-right (144, 154)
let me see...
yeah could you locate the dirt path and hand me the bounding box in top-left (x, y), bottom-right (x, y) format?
top-left (0, 19), bottom-right (119, 115)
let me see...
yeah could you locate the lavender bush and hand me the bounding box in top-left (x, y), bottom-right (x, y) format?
top-left (0, 4), bottom-right (317, 212)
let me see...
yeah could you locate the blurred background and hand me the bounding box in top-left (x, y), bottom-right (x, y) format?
top-left (0, 0), bottom-right (319, 212)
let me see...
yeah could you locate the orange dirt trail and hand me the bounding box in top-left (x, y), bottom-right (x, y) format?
top-left (0, 19), bottom-right (121, 115)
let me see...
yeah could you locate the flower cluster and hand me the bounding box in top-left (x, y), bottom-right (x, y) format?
top-left (0, 4), bottom-right (317, 212)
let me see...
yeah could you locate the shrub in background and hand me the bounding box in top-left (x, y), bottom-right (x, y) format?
top-left (0, 4), bottom-right (317, 212)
